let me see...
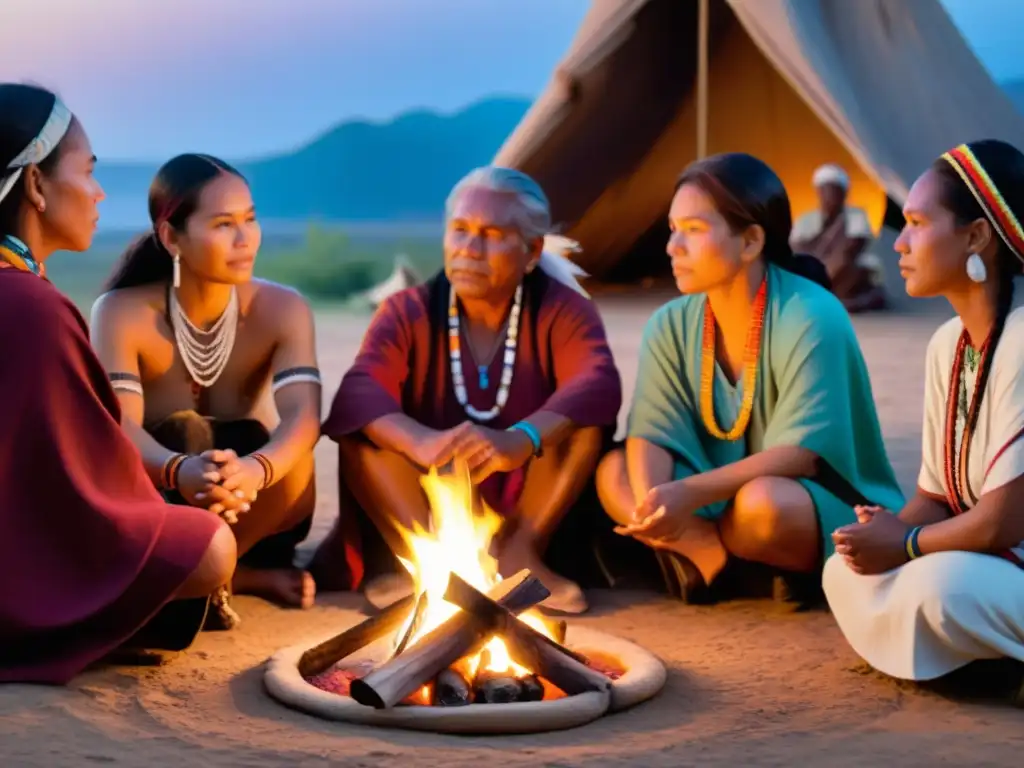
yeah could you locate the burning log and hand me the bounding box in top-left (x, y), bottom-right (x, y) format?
top-left (443, 573), bottom-right (612, 698)
top-left (473, 669), bottom-right (523, 704)
top-left (553, 620), bottom-right (567, 646)
top-left (469, 648), bottom-right (546, 704)
top-left (297, 594), bottom-right (416, 678)
top-left (391, 592), bottom-right (429, 658)
top-left (519, 675), bottom-right (545, 702)
top-left (432, 668), bottom-right (472, 706)
top-left (349, 570), bottom-right (548, 709)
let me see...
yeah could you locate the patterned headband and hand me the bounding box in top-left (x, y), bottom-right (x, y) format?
top-left (941, 144), bottom-right (1024, 265)
top-left (0, 97), bottom-right (73, 205)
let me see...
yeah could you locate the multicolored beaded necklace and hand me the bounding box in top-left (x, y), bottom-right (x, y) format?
top-left (0, 234), bottom-right (45, 277)
top-left (448, 283), bottom-right (523, 422)
top-left (699, 277), bottom-right (767, 441)
top-left (943, 330), bottom-right (992, 513)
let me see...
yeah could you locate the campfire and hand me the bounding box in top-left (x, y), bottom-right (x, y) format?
top-left (296, 464), bottom-right (621, 708)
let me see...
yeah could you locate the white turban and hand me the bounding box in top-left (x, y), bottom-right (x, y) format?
top-left (0, 97), bottom-right (73, 205)
top-left (812, 163), bottom-right (850, 190)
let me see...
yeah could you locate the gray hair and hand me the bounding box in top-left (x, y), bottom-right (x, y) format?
top-left (444, 166), bottom-right (552, 241)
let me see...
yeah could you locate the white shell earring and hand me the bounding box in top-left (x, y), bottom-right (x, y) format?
top-left (966, 253), bottom-right (987, 283)
top-left (172, 252), bottom-right (181, 288)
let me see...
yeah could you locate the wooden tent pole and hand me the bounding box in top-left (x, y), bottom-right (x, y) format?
top-left (697, 0), bottom-right (710, 159)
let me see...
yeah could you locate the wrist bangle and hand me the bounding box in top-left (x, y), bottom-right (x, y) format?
top-left (249, 452), bottom-right (274, 489)
top-left (904, 525), bottom-right (924, 561)
top-left (161, 453), bottom-right (189, 491)
top-left (508, 422), bottom-right (542, 457)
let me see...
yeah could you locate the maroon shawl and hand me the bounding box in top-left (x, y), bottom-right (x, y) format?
top-left (0, 270), bottom-right (220, 684)
top-left (322, 271), bottom-right (623, 586)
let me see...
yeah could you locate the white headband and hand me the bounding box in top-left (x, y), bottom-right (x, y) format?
top-left (812, 163), bottom-right (849, 190)
top-left (539, 234), bottom-right (590, 298)
top-left (0, 97), bottom-right (73, 205)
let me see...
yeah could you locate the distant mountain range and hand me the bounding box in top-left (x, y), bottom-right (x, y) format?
top-left (95, 80), bottom-right (1024, 230)
top-left (94, 96), bottom-right (532, 229)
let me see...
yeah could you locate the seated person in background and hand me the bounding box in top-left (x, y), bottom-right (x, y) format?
top-left (826, 140), bottom-right (1024, 696)
top-left (790, 163), bottom-right (888, 313)
top-left (0, 83), bottom-right (235, 684)
top-left (597, 152), bottom-right (904, 606)
top-left (90, 154), bottom-right (321, 623)
top-left (311, 166), bottom-right (622, 614)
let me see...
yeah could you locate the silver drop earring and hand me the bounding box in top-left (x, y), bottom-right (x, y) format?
top-left (966, 253), bottom-right (987, 283)
top-left (172, 252), bottom-right (181, 288)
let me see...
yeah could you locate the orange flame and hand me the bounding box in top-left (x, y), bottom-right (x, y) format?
top-left (393, 462), bottom-right (553, 677)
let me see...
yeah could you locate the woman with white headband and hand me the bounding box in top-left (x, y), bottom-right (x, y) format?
top-left (89, 154), bottom-right (323, 622)
top-left (312, 166), bottom-right (623, 614)
top-left (826, 139), bottom-right (1024, 701)
top-left (0, 83), bottom-right (236, 684)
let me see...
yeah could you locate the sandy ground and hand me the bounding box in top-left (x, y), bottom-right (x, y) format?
top-left (3, 280), bottom-right (1022, 767)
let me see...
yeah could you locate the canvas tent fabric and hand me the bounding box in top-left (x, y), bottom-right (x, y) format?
top-left (495, 0), bottom-right (1024, 280)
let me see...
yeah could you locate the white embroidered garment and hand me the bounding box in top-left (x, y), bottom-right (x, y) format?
top-left (823, 307), bottom-right (1024, 680)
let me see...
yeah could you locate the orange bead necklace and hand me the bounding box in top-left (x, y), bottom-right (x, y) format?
top-left (699, 277), bottom-right (767, 441)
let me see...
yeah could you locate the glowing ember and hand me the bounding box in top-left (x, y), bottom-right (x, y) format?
top-left (392, 462), bottom-right (556, 678)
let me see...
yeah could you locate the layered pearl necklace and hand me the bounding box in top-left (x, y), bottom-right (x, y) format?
top-left (448, 283), bottom-right (522, 422)
top-left (168, 286), bottom-right (239, 389)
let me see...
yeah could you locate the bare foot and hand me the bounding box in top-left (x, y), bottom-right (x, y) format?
top-left (232, 566), bottom-right (316, 609)
top-left (637, 531), bottom-right (728, 585)
top-left (497, 544), bottom-right (587, 615)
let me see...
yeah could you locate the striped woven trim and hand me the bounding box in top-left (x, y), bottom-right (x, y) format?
top-left (941, 145), bottom-right (1024, 264)
top-left (109, 371), bottom-right (143, 396)
top-left (271, 366), bottom-right (321, 394)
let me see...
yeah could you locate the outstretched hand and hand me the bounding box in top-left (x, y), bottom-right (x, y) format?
top-left (613, 480), bottom-right (695, 541)
top-left (832, 505), bottom-right (910, 575)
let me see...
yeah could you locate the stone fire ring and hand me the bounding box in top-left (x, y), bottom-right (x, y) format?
top-left (263, 624), bottom-right (667, 735)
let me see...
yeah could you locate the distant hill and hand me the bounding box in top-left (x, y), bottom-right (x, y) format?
top-left (95, 96), bottom-right (532, 229)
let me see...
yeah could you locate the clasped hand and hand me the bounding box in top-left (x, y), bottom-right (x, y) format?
top-left (413, 422), bottom-right (535, 483)
top-left (831, 505), bottom-right (910, 575)
top-left (176, 449), bottom-right (265, 522)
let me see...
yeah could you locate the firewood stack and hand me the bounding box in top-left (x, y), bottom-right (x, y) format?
top-left (297, 570), bottom-right (612, 709)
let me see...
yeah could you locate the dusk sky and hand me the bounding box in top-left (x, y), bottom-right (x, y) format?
top-left (0, 0), bottom-right (1018, 160)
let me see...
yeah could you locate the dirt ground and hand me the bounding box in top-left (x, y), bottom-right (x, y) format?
top-left (3, 286), bottom-right (1022, 767)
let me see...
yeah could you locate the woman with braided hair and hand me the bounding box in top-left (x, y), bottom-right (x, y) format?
top-left (826, 139), bottom-right (1024, 687)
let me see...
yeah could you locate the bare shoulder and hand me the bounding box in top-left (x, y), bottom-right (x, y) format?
top-left (245, 279), bottom-right (316, 339)
top-left (247, 279), bottom-right (311, 314)
top-left (90, 283), bottom-right (165, 336)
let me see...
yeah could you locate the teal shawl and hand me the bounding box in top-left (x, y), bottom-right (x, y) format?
top-left (627, 263), bottom-right (904, 556)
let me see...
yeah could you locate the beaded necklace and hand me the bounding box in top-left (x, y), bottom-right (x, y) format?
top-left (699, 278), bottom-right (767, 441)
top-left (943, 330), bottom-right (993, 513)
top-left (448, 283), bottom-right (522, 422)
top-left (0, 235), bottom-right (44, 277)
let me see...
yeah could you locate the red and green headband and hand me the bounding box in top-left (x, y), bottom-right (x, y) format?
top-left (941, 144), bottom-right (1024, 264)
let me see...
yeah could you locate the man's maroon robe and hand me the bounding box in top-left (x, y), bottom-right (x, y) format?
top-left (322, 271), bottom-right (623, 588)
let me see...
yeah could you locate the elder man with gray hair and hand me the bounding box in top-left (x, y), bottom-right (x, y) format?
top-left (790, 163), bottom-right (887, 312)
top-left (312, 166), bottom-right (623, 615)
